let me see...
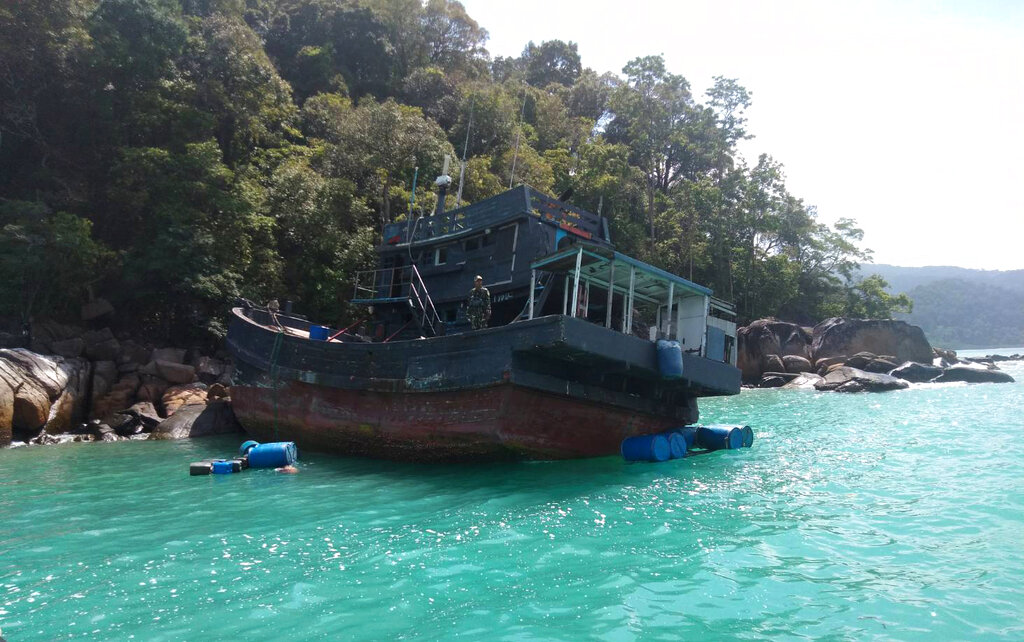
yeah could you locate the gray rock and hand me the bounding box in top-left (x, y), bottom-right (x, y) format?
top-left (782, 355), bottom-right (812, 373)
top-left (150, 348), bottom-right (187, 365)
top-left (148, 401), bottom-right (241, 440)
top-left (758, 375), bottom-right (788, 388)
top-left (812, 318), bottom-right (933, 365)
top-left (844, 351), bottom-right (877, 370)
top-left (814, 366), bottom-right (910, 393)
top-left (195, 356), bottom-right (224, 383)
top-left (934, 365), bottom-right (1015, 384)
top-left (889, 361), bottom-right (943, 383)
top-left (862, 357), bottom-right (899, 374)
top-left (762, 354), bottom-right (785, 374)
top-left (81, 297), bottom-right (114, 321)
top-left (736, 319), bottom-right (812, 382)
top-left (781, 372), bottom-right (824, 389)
top-left (50, 338), bottom-right (85, 358)
top-left (127, 401), bottom-right (161, 429)
top-left (155, 360), bottom-right (196, 384)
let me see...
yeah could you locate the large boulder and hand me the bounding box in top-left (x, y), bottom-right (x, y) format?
top-left (155, 360), bottom-right (195, 385)
top-left (781, 372), bottom-right (824, 389)
top-left (889, 361), bottom-right (943, 383)
top-left (50, 337), bottom-right (85, 358)
top-left (162, 383), bottom-right (208, 416)
top-left (0, 377), bottom-right (12, 446)
top-left (148, 400), bottom-right (241, 440)
top-left (80, 297), bottom-right (114, 321)
top-left (737, 319), bottom-right (812, 382)
top-left (782, 355), bottom-right (812, 373)
top-left (82, 328), bottom-right (121, 362)
top-left (934, 364), bottom-right (1015, 384)
top-left (811, 318), bottom-right (932, 365)
top-left (195, 356), bottom-right (225, 384)
top-left (151, 347), bottom-right (186, 365)
top-left (0, 349), bottom-right (85, 433)
top-left (814, 366), bottom-right (910, 393)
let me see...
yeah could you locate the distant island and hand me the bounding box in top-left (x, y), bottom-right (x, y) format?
top-left (861, 265), bottom-right (1024, 349)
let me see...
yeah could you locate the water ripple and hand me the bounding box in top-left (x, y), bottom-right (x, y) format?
top-left (1, 361), bottom-right (1023, 638)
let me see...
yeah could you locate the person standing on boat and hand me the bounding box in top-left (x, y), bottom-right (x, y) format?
top-left (466, 275), bottom-right (491, 330)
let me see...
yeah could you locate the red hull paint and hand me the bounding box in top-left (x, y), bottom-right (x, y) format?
top-left (230, 382), bottom-right (677, 461)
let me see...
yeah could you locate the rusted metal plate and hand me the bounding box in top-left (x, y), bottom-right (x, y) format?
top-left (230, 382), bottom-right (679, 462)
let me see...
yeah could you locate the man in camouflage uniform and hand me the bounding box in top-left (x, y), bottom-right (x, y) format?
top-left (466, 275), bottom-right (491, 330)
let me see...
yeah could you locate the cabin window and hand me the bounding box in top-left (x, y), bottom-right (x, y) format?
top-left (482, 233), bottom-right (495, 247)
top-left (445, 308), bottom-right (457, 322)
top-left (464, 237), bottom-right (479, 252)
top-left (435, 247), bottom-right (448, 265)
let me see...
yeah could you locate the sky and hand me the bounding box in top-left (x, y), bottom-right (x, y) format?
top-left (459, 0), bottom-right (1024, 271)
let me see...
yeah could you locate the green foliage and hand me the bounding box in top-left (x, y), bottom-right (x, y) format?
top-left (0, 201), bottom-right (115, 320)
top-left (0, 0), bottom-right (895, 340)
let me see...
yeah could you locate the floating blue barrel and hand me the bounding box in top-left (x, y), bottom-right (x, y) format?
top-left (211, 460), bottom-right (235, 474)
top-left (656, 339), bottom-right (683, 379)
top-left (695, 425), bottom-right (744, 450)
top-left (309, 325), bottom-right (331, 341)
top-left (247, 442), bottom-right (298, 468)
top-left (665, 431), bottom-right (687, 459)
top-left (671, 426), bottom-right (698, 450)
top-left (239, 440), bottom-right (259, 456)
top-left (741, 425), bottom-right (754, 448)
top-left (621, 434), bottom-right (671, 462)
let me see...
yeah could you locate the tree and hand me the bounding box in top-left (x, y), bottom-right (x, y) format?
top-left (523, 40), bottom-right (582, 88)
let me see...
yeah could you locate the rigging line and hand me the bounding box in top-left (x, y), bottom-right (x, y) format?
top-left (268, 329), bottom-right (284, 441)
top-left (509, 84), bottom-right (528, 189)
top-left (455, 96), bottom-right (474, 208)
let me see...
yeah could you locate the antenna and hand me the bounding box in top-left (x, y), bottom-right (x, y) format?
top-left (434, 155), bottom-right (452, 216)
top-left (455, 96), bottom-right (474, 208)
top-left (509, 84), bottom-right (528, 188)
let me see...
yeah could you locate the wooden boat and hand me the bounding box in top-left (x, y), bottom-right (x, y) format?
top-left (227, 185), bottom-right (741, 461)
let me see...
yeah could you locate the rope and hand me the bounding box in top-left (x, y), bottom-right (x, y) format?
top-left (268, 329), bottom-right (284, 441)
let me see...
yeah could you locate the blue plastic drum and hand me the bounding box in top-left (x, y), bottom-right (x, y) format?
top-left (656, 339), bottom-right (683, 379)
top-left (695, 425), bottom-right (744, 450)
top-left (665, 432), bottom-right (687, 459)
top-left (621, 434), bottom-right (672, 462)
top-left (671, 426), bottom-right (698, 450)
top-left (741, 425), bottom-right (754, 448)
top-left (247, 442), bottom-right (298, 468)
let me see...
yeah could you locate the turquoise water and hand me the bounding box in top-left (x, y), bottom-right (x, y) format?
top-left (2, 359), bottom-right (1023, 640)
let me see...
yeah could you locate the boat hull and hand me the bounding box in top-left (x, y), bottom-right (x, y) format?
top-left (231, 380), bottom-right (677, 461)
top-left (226, 307), bottom-right (741, 461)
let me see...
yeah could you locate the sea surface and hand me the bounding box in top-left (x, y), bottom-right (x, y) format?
top-left (1, 353), bottom-right (1022, 640)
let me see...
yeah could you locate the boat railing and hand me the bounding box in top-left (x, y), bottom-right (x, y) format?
top-left (352, 265), bottom-right (444, 337)
top-left (408, 264), bottom-right (443, 336)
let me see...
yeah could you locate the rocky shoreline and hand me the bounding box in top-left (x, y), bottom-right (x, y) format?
top-left (0, 319), bottom-right (241, 448)
top-left (738, 317), bottom-right (1017, 392)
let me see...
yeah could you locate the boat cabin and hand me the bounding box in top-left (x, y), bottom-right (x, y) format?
top-left (350, 185), bottom-right (736, 366)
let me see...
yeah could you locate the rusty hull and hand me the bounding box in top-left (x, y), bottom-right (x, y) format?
top-left (230, 380), bottom-right (676, 461)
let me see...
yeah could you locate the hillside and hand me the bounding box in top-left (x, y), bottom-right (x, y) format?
top-left (859, 265), bottom-right (1024, 349)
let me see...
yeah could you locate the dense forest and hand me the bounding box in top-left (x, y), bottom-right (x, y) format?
top-left (0, 0), bottom-right (911, 343)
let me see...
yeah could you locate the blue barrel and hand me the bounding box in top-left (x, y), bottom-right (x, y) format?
top-left (665, 431), bottom-right (687, 459)
top-left (741, 425), bottom-right (754, 448)
top-left (621, 434), bottom-right (671, 462)
top-left (656, 340), bottom-right (683, 379)
top-left (247, 442), bottom-right (298, 468)
top-left (671, 426), bottom-right (698, 450)
top-left (695, 425), bottom-right (744, 450)
top-left (309, 325), bottom-right (330, 341)
top-left (211, 460), bottom-right (235, 475)
top-left (239, 440), bottom-right (260, 456)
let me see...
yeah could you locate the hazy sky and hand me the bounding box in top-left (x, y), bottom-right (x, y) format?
top-left (459, 0), bottom-right (1023, 270)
